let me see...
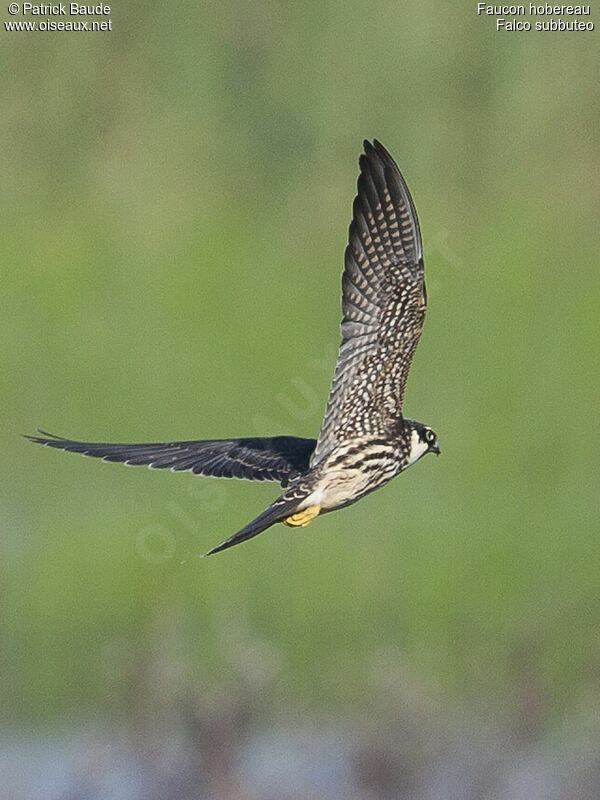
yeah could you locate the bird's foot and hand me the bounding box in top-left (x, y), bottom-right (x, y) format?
top-left (283, 505), bottom-right (321, 528)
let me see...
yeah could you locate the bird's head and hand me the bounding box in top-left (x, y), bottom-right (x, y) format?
top-left (404, 420), bottom-right (441, 466)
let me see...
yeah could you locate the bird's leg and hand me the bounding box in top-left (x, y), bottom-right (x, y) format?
top-left (283, 505), bottom-right (321, 528)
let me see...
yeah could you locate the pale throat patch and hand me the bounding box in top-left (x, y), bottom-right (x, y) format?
top-left (407, 429), bottom-right (429, 466)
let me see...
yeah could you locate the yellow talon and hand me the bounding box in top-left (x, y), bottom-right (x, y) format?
top-left (283, 505), bottom-right (321, 528)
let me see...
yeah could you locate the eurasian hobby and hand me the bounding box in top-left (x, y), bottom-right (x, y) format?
top-left (27, 140), bottom-right (440, 555)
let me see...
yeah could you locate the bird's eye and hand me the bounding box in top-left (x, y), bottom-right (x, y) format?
top-left (425, 430), bottom-right (436, 443)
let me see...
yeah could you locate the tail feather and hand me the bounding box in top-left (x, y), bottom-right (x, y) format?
top-left (204, 497), bottom-right (302, 556)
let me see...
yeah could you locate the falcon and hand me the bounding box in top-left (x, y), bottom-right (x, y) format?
top-left (27, 140), bottom-right (440, 555)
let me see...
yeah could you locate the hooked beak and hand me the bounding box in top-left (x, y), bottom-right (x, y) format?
top-left (431, 443), bottom-right (441, 456)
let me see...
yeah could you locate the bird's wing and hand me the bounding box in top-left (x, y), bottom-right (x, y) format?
top-left (311, 140), bottom-right (426, 466)
top-left (26, 431), bottom-right (315, 487)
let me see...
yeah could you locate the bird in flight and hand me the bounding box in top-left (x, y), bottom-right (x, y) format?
top-left (27, 140), bottom-right (440, 555)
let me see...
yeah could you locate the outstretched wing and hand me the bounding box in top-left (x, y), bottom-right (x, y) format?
top-left (26, 431), bottom-right (315, 488)
top-left (311, 140), bottom-right (426, 465)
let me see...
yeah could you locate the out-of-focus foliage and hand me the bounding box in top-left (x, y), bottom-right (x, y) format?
top-left (1, 1), bottom-right (598, 795)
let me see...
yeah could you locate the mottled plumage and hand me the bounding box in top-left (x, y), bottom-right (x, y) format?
top-left (27, 140), bottom-right (440, 555)
top-left (311, 139), bottom-right (425, 464)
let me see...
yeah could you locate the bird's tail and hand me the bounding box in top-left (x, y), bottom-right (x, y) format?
top-left (204, 496), bottom-right (303, 556)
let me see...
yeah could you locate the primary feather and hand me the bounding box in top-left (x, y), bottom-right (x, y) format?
top-left (311, 140), bottom-right (426, 465)
top-left (25, 431), bottom-right (315, 487)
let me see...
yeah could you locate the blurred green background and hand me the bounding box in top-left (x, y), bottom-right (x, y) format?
top-left (2, 1), bottom-right (599, 796)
